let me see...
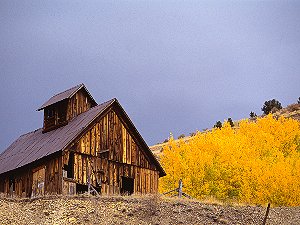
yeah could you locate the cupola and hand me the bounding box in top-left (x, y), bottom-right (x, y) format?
top-left (37, 84), bottom-right (97, 133)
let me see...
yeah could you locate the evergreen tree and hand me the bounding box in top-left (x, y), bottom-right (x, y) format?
top-left (261, 99), bottom-right (282, 114)
top-left (250, 111), bottom-right (257, 118)
top-left (214, 121), bottom-right (222, 129)
top-left (227, 118), bottom-right (234, 127)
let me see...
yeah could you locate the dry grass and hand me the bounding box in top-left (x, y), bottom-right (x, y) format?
top-left (0, 194), bottom-right (299, 225)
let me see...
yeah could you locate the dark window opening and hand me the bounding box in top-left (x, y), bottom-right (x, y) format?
top-left (44, 101), bottom-right (68, 132)
top-left (121, 176), bottom-right (134, 195)
top-left (98, 149), bottom-right (109, 159)
top-left (76, 183), bottom-right (88, 194)
top-left (75, 183), bottom-right (101, 195)
top-left (56, 108), bottom-right (67, 125)
top-left (46, 108), bottom-right (55, 119)
top-left (67, 152), bottom-right (74, 178)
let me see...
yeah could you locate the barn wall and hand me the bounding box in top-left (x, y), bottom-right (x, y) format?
top-left (44, 155), bottom-right (63, 195)
top-left (64, 108), bottom-right (159, 194)
top-left (67, 89), bottom-right (94, 121)
top-left (0, 153), bottom-right (62, 197)
top-left (1, 170), bottom-right (33, 198)
top-left (0, 105), bottom-right (161, 197)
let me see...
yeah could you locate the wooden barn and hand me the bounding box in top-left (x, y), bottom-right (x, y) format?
top-left (0, 84), bottom-right (165, 197)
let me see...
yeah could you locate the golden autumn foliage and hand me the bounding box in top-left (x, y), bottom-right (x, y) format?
top-left (159, 115), bottom-right (300, 206)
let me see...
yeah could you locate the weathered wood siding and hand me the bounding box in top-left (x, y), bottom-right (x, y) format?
top-left (3, 170), bottom-right (32, 198)
top-left (67, 89), bottom-right (94, 121)
top-left (0, 154), bottom-right (62, 197)
top-left (1, 99), bottom-right (161, 197)
top-left (43, 100), bottom-right (68, 132)
top-left (44, 156), bottom-right (63, 195)
top-left (43, 88), bottom-right (95, 132)
top-left (64, 109), bottom-right (159, 194)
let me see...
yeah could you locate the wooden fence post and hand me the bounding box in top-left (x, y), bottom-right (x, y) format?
top-left (262, 203), bottom-right (270, 225)
top-left (87, 165), bottom-right (91, 195)
top-left (178, 179), bottom-right (182, 198)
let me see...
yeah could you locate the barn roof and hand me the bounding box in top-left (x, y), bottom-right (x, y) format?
top-left (37, 83), bottom-right (97, 111)
top-left (0, 99), bottom-right (114, 175)
top-left (0, 97), bottom-right (166, 177)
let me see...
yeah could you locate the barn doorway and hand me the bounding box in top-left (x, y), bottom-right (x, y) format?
top-left (76, 183), bottom-right (88, 194)
top-left (67, 152), bottom-right (74, 178)
top-left (31, 167), bottom-right (45, 197)
top-left (121, 177), bottom-right (134, 195)
top-left (9, 176), bottom-right (15, 196)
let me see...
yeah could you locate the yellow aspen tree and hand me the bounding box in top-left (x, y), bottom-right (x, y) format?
top-left (159, 115), bottom-right (300, 206)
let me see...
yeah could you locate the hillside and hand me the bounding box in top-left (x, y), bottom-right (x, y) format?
top-left (150, 103), bottom-right (300, 156)
top-left (273, 103), bottom-right (300, 120)
top-left (0, 195), bottom-right (299, 225)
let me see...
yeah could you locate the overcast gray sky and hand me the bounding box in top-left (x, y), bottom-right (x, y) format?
top-left (1, 0), bottom-right (300, 152)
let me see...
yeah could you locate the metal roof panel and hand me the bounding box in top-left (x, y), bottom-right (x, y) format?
top-left (0, 99), bottom-right (114, 175)
top-left (37, 83), bottom-right (97, 111)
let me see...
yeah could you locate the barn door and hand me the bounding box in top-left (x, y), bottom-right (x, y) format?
top-left (31, 167), bottom-right (45, 197)
top-left (121, 176), bottom-right (134, 195)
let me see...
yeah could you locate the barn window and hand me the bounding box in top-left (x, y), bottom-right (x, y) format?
top-left (98, 149), bottom-right (109, 159)
top-left (56, 107), bottom-right (67, 125)
top-left (46, 108), bottom-right (55, 119)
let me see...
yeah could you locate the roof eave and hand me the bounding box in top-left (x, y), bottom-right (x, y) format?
top-left (36, 83), bottom-right (91, 111)
top-left (37, 98), bottom-right (69, 111)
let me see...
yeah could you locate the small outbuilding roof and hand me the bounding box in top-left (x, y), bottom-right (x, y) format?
top-left (37, 83), bottom-right (97, 111)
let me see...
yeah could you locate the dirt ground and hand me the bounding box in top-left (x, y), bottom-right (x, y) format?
top-left (0, 195), bottom-right (299, 225)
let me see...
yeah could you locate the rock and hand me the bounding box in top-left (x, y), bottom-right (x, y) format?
top-left (43, 211), bottom-right (50, 216)
top-left (68, 217), bottom-right (77, 223)
top-left (186, 207), bottom-right (192, 212)
top-left (218, 218), bottom-right (229, 224)
top-left (88, 209), bottom-right (95, 214)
